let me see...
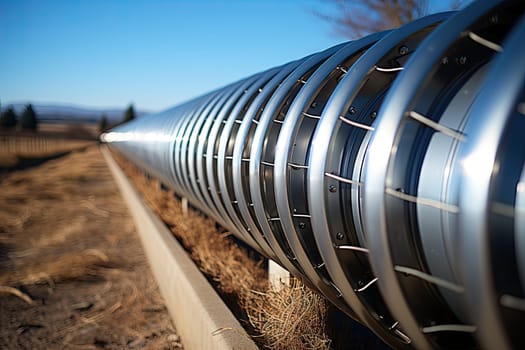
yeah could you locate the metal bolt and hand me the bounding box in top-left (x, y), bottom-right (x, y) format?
top-left (399, 45), bottom-right (409, 55)
top-left (336, 232), bottom-right (344, 240)
top-left (329, 185), bottom-right (337, 193)
top-left (370, 111), bottom-right (377, 119)
top-left (349, 106), bottom-right (357, 115)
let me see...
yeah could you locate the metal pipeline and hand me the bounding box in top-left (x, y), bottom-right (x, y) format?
top-left (102, 1), bottom-right (525, 348)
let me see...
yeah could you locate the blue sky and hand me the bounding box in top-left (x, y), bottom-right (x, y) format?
top-left (0, 0), bottom-right (464, 112)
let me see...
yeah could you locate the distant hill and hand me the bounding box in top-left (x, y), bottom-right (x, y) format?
top-left (1, 103), bottom-right (151, 124)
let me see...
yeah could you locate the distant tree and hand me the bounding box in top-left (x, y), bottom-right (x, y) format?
top-left (18, 104), bottom-right (38, 131)
top-left (0, 107), bottom-right (18, 129)
top-left (316, 0), bottom-right (428, 39)
top-left (316, 0), bottom-right (470, 40)
top-left (122, 104), bottom-right (136, 123)
top-left (99, 115), bottom-right (109, 133)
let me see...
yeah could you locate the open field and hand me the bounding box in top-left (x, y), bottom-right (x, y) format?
top-left (0, 121), bottom-right (99, 140)
top-left (0, 144), bottom-right (180, 349)
top-left (35, 122), bottom-right (99, 139)
top-left (0, 136), bottom-right (93, 169)
top-left (0, 121), bottom-right (99, 169)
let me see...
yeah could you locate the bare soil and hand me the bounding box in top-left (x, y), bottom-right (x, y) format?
top-left (0, 144), bottom-right (181, 349)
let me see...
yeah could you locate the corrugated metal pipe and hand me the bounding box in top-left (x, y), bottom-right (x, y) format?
top-left (103, 1), bottom-right (525, 348)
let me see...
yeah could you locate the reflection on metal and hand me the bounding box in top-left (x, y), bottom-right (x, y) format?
top-left (103, 1), bottom-right (525, 349)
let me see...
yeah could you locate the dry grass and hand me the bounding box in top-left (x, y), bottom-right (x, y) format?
top-left (0, 249), bottom-right (110, 287)
top-left (113, 151), bottom-right (332, 349)
top-left (246, 280), bottom-right (331, 350)
top-left (0, 145), bottom-right (179, 349)
top-left (0, 286), bottom-right (34, 304)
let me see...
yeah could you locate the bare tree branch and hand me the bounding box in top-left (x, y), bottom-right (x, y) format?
top-left (314, 0), bottom-right (429, 39)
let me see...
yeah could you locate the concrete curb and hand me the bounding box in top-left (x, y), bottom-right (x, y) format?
top-left (101, 147), bottom-right (258, 350)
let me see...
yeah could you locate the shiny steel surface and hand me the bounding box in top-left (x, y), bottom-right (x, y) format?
top-left (275, 31), bottom-right (381, 295)
top-left (363, 1), bottom-right (520, 348)
top-left (308, 13), bottom-right (450, 348)
top-left (455, 10), bottom-right (525, 349)
top-left (103, 2), bottom-right (525, 348)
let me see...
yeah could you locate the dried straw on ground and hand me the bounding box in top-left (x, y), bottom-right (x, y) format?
top-left (0, 249), bottom-right (109, 286)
